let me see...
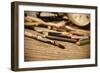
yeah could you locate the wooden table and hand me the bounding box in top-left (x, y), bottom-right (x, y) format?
top-left (24, 29), bottom-right (90, 61)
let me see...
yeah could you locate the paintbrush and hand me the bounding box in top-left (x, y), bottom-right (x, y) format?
top-left (24, 31), bottom-right (65, 49)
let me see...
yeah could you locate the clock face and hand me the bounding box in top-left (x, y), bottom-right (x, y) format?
top-left (68, 13), bottom-right (90, 26)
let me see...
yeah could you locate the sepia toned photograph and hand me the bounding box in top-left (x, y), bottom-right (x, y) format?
top-left (11, 1), bottom-right (97, 71)
top-left (24, 11), bottom-right (90, 61)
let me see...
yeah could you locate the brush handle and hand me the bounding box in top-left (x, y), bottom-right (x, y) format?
top-left (24, 31), bottom-right (65, 49)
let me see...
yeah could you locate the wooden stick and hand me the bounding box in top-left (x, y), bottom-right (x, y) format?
top-left (46, 35), bottom-right (77, 43)
top-left (43, 31), bottom-right (89, 39)
top-left (25, 22), bottom-right (40, 26)
top-left (25, 16), bottom-right (46, 24)
top-left (24, 31), bottom-right (65, 49)
top-left (65, 26), bottom-right (90, 36)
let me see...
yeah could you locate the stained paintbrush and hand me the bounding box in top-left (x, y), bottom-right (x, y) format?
top-left (24, 31), bottom-right (65, 49)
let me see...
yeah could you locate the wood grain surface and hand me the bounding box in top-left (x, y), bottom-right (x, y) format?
top-left (24, 29), bottom-right (90, 61)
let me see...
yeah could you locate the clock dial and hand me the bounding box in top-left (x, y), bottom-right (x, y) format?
top-left (68, 13), bottom-right (90, 26)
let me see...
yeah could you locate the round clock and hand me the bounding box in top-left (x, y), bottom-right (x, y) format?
top-left (68, 13), bottom-right (90, 26)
